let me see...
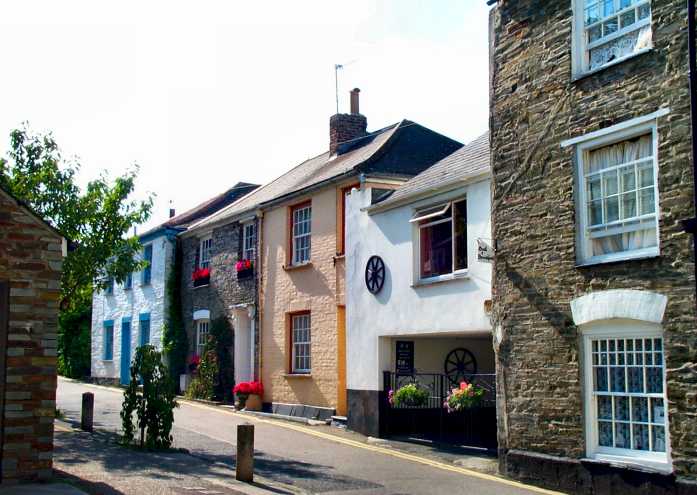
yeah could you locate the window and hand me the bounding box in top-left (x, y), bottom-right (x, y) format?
top-left (142, 244), bottom-right (153, 285)
top-left (243, 222), bottom-right (256, 261)
top-left (199, 237), bottom-right (213, 269)
top-left (196, 319), bottom-right (209, 356)
top-left (139, 314), bottom-right (150, 347)
top-left (291, 313), bottom-right (311, 373)
top-left (576, 127), bottom-right (658, 264)
top-left (583, 323), bottom-right (669, 469)
top-left (291, 203), bottom-right (312, 265)
top-left (412, 199), bottom-right (467, 280)
top-left (124, 273), bottom-right (133, 290)
top-left (574, 0), bottom-right (652, 76)
top-left (103, 321), bottom-right (114, 360)
top-left (105, 278), bottom-right (114, 295)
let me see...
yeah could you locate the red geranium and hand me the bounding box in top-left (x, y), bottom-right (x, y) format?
top-left (192, 267), bottom-right (211, 281)
top-left (233, 381), bottom-right (263, 396)
top-left (235, 259), bottom-right (253, 272)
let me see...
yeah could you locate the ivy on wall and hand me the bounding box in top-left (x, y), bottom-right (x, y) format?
top-left (162, 240), bottom-right (188, 388)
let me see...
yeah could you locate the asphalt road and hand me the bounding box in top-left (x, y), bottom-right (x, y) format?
top-left (56, 378), bottom-right (557, 495)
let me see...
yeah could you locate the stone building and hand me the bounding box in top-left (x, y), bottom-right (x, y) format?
top-left (90, 182), bottom-right (257, 386)
top-left (489, 0), bottom-right (697, 492)
top-left (190, 89), bottom-right (462, 420)
top-left (0, 185), bottom-right (66, 483)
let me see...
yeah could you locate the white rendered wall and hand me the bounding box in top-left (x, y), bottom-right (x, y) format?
top-left (346, 180), bottom-right (493, 392)
top-left (90, 233), bottom-right (173, 380)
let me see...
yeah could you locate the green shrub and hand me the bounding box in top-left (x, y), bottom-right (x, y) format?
top-left (392, 383), bottom-right (430, 407)
top-left (120, 345), bottom-right (178, 450)
top-left (185, 337), bottom-right (218, 401)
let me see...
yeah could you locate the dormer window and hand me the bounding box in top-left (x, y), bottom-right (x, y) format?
top-left (573, 0), bottom-right (652, 77)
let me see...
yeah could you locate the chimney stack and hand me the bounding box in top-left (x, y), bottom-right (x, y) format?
top-left (169, 208), bottom-right (176, 218)
top-left (329, 88), bottom-right (367, 155)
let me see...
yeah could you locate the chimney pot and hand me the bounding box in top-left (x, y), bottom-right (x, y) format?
top-left (350, 88), bottom-right (360, 115)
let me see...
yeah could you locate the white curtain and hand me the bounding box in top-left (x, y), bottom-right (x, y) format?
top-left (585, 135), bottom-right (656, 256)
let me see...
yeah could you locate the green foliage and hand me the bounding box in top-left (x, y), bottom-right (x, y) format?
top-left (185, 337), bottom-right (218, 401)
top-left (209, 317), bottom-right (234, 402)
top-left (120, 345), bottom-right (178, 450)
top-left (162, 243), bottom-right (187, 386)
top-left (57, 305), bottom-right (91, 378)
top-left (392, 383), bottom-right (430, 408)
top-left (0, 125), bottom-right (153, 378)
top-left (444, 382), bottom-right (485, 412)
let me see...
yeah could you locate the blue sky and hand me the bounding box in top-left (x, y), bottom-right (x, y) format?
top-left (0, 1), bottom-right (492, 230)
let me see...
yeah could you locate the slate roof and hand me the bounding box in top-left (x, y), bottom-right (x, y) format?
top-left (189, 120), bottom-right (462, 231)
top-left (370, 131), bottom-right (490, 211)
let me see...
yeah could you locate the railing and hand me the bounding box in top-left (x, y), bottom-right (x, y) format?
top-left (384, 372), bottom-right (496, 409)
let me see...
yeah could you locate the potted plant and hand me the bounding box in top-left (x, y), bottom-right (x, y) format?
top-left (233, 381), bottom-right (263, 411)
top-left (444, 381), bottom-right (485, 413)
top-left (192, 267), bottom-right (211, 287)
top-left (236, 259), bottom-right (253, 279)
top-left (391, 383), bottom-right (430, 408)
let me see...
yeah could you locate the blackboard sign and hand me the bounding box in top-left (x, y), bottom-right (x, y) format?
top-left (395, 341), bottom-right (414, 374)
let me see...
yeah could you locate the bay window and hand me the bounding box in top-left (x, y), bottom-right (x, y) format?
top-left (412, 199), bottom-right (467, 281)
top-left (576, 123), bottom-right (659, 265)
top-left (573, 0), bottom-right (652, 77)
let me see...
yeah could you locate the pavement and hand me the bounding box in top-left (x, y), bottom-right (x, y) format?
top-left (54, 377), bottom-right (566, 495)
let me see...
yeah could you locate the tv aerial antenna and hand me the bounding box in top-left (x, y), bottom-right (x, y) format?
top-left (334, 60), bottom-right (357, 113)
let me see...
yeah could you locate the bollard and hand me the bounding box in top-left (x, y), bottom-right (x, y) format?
top-left (236, 423), bottom-right (254, 482)
top-left (81, 392), bottom-right (94, 432)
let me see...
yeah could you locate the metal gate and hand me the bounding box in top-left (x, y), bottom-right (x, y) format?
top-left (383, 371), bottom-right (497, 450)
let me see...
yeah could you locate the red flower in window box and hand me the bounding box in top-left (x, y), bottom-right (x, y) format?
top-left (192, 267), bottom-right (211, 282)
top-left (235, 259), bottom-right (253, 272)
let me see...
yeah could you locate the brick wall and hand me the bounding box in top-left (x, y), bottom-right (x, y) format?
top-left (490, 0), bottom-right (697, 487)
top-left (0, 189), bottom-right (63, 483)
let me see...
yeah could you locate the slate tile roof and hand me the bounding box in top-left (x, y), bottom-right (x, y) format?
top-left (371, 131), bottom-right (490, 211)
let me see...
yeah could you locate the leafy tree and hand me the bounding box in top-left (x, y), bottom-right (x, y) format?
top-left (121, 345), bottom-right (178, 449)
top-left (0, 125), bottom-right (154, 377)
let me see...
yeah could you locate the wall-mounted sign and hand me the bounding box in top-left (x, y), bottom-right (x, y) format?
top-left (365, 255), bottom-right (385, 294)
top-left (477, 238), bottom-right (495, 262)
top-left (395, 340), bottom-right (414, 375)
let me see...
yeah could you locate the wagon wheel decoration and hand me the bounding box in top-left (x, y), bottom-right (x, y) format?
top-left (444, 348), bottom-right (477, 386)
top-left (365, 255), bottom-right (385, 294)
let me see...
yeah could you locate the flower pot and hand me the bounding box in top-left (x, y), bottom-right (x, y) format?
top-left (244, 393), bottom-right (262, 411)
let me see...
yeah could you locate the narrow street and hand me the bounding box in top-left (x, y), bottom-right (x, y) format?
top-left (55, 378), bottom-right (559, 495)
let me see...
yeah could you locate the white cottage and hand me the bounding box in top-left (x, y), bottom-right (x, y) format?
top-left (345, 132), bottom-right (495, 446)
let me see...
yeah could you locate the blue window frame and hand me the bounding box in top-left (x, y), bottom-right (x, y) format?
top-left (124, 273), bottom-right (133, 290)
top-left (105, 278), bottom-right (114, 295)
top-left (139, 313), bottom-right (151, 347)
top-left (142, 245), bottom-right (153, 285)
top-left (103, 320), bottom-right (114, 360)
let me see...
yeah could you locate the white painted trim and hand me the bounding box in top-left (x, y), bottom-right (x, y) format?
top-left (571, 289), bottom-right (667, 326)
top-left (561, 109), bottom-right (670, 148)
top-left (193, 309), bottom-right (210, 321)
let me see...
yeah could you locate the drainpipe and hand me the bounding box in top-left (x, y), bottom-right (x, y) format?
top-left (256, 211), bottom-right (264, 382)
top-left (684, 0), bottom-right (697, 304)
top-left (248, 305), bottom-right (256, 381)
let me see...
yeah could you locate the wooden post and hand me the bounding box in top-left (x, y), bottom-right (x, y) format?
top-left (236, 423), bottom-right (254, 482)
top-left (81, 392), bottom-right (94, 432)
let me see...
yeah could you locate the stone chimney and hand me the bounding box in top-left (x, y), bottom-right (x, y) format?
top-left (329, 88), bottom-right (367, 155)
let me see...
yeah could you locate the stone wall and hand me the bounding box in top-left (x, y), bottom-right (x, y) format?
top-left (181, 220), bottom-right (258, 376)
top-left (490, 0), bottom-right (696, 489)
top-left (0, 189), bottom-right (63, 483)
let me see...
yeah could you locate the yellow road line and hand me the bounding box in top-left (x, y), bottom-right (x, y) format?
top-left (179, 399), bottom-right (564, 495)
top-left (54, 423), bottom-right (74, 432)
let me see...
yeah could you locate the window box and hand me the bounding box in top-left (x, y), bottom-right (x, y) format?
top-left (572, 0), bottom-right (653, 78)
top-left (192, 267), bottom-right (211, 288)
top-left (236, 259), bottom-right (254, 279)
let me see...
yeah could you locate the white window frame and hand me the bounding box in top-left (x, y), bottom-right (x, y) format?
top-left (572, 0), bottom-right (653, 78)
top-left (243, 222), bottom-right (256, 261)
top-left (291, 204), bottom-right (312, 265)
top-left (199, 237), bottom-right (213, 269)
top-left (196, 319), bottom-right (210, 356)
top-left (291, 313), bottom-right (311, 374)
top-left (582, 319), bottom-right (671, 473)
top-left (575, 119), bottom-right (660, 266)
top-left (414, 197), bottom-right (468, 283)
